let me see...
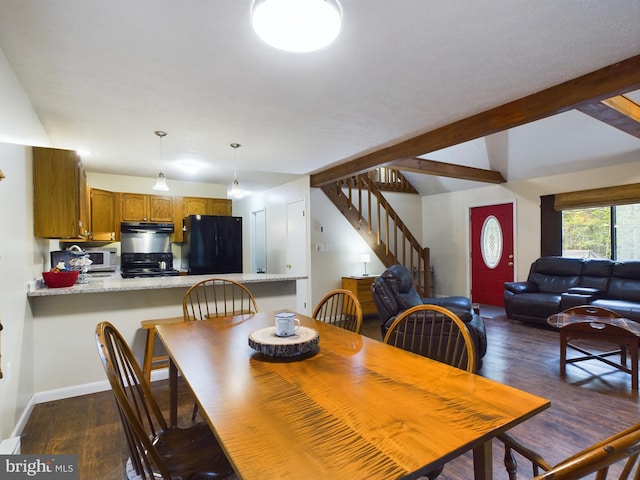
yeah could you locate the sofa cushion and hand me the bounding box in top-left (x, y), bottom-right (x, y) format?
top-left (589, 299), bottom-right (635, 320)
top-left (605, 262), bottom-right (640, 302)
top-left (371, 276), bottom-right (399, 322)
top-left (529, 272), bottom-right (581, 294)
top-left (579, 259), bottom-right (613, 291)
top-left (510, 292), bottom-right (563, 319)
top-left (528, 256), bottom-right (583, 293)
top-left (533, 256), bottom-right (584, 276)
top-left (418, 298), bottom-right (473, 322)
top-left (383, 264), bottom-right (423, 309)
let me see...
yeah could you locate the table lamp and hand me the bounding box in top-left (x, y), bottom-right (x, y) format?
top-left (361, 254), bottom-right (371, 276)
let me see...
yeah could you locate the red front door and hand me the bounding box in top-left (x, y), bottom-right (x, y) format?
top-left (470, 203), bottom-right (514, 306)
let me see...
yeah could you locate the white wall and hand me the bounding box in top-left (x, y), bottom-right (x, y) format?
top-left (422, 160), bottom-right (640, 297)
top-left (308, 187), bottom-right (424, 310)
top-left (87, 171), bottom-right (228, 198)
top-left (233, 176), bottom-right (312, 311)
top-left (0, 144), bottom-right (38, 440)
top-left (0, 44), bottom-right (52, 440)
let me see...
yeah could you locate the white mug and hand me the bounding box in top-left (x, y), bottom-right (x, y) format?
top-left (275, 312), bottom-right (300, 337)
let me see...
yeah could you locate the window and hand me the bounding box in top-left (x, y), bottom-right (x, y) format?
top-left (615, 204), bottom-right (640, 260)
top-left (562, 203), bottom-right (640, 260)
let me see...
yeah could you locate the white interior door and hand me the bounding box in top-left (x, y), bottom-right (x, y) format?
top-left (286, 199), bottom-right (307, 276)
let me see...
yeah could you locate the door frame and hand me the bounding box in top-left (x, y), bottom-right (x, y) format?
top-left (251, 207), bottom-right (267, 274)
top-left (466, 200), bottom-right (517, 299)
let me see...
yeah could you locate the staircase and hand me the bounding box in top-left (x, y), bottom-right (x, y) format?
top-left (321, 168), bottom-right (431, 296)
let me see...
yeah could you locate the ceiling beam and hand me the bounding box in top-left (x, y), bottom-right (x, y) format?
top-left (577, 95), bottom-right (640, 139)
top-left (385, 158), bottom-right (506, 184)
top-left (310, 53), bottom-right (640, 187)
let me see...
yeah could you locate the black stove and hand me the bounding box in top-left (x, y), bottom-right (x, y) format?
top-left (121, 252), bottom-right (180, 278)
top-left (121, 267), bottom-right (180, 278)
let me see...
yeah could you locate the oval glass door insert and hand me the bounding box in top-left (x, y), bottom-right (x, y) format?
top-left (481, 215), bottom-right (503, 269)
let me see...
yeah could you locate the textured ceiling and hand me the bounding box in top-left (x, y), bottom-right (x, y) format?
top-left (0, 1), bottom-right (639, 195)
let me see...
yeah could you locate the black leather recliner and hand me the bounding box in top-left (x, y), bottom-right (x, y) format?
top-left (371, 264), bottom-right (487, 367)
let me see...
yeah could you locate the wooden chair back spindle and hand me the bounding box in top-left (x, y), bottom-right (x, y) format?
top-left (312, 289), bottom-right (363, 333)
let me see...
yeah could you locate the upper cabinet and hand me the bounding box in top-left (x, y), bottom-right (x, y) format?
top-left (120, 193), bottom-right (173, 223)
top-left (33, 153), bottom-right (229, 241)
top-left (172, 196), bottom-right (232, 242)
top-left (90, 188), bottom-right (117, 241)
top-left (183, 197), bottom-right (232, 217)
top-left (33, 147), bottom-right (89, 239)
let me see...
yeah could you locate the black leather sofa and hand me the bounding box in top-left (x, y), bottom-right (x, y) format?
top-left (504, 256), bottom-right (640, 325)
top-left (371, 264), bottom-right (487, 367)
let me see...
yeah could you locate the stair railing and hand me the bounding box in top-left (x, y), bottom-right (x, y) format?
top-left (324, 172), bottom-right (430, 296)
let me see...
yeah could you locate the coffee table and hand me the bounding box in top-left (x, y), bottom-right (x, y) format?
top-left (547, 311), bottom-right (640, 391)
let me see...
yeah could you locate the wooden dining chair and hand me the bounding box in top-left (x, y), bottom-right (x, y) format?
top-left (183, 277), bottom-right (259, 321)
top-left (95, 321), bottom-right (235, 480)
top-left (383, 303), bottom-right (477, 373)
top-left (384, 304), bottom-right (476, 479)
top-left (141, 278), bottom-right (259, 383)
top-left (184, 277), bottom-right (259, 420)
top-left (498, 422), bottom-right (640, 479)
top-left (312, 288), bottom-right (363, 333)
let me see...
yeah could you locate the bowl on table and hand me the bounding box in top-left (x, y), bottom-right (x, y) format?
top-left (42, 270), bottom-right (79, 288)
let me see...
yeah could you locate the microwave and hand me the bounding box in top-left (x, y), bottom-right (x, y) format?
top-left (50, 247), bottom-right (118, 272)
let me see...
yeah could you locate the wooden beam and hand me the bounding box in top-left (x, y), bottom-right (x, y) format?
top-left (386, 158), bottom-right (505, 184)
top-left (310, 54), bottom-right (640, 187)
top-left (577, 95), bottom-right (640, 139)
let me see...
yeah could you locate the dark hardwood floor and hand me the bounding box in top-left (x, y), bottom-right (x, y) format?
top-left (22, 308), bottom-right (640, 479)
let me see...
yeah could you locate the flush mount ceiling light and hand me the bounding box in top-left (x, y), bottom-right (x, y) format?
top-left (153, 130), bottom-right (170, 192)
top-left (229, 143), bottom-right (243, 199)
top-left (251, 0), bottom-right (342, 52)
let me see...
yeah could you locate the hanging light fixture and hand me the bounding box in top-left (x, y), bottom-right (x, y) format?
top-left (251, 0), bottom-right (342, 53)
top-left (153, 130), bottom-right (170, 192)
top-left (229, 143), bottom-right (243, 199)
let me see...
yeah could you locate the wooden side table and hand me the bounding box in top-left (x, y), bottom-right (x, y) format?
top-left (547, 312), bottom-right (640, 391)
top-left (342, 275), bottom-right (378, 316)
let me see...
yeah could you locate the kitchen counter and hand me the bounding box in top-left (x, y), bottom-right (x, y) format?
top-left (27, 272), bottom-right (306, 297)
top-left (28, 272), bottom-right (308, 398)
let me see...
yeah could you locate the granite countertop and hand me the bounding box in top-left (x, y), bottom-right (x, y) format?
top-left (27, 272), bottom-right (306, 297)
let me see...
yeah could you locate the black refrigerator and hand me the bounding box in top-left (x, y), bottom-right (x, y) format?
top-left (183, 215), bottom-right (243, 274)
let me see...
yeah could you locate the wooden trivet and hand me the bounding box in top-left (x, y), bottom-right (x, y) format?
top-left (248, 326), bottom-right (319, 357)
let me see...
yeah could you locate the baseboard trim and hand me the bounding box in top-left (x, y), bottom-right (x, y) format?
top-left (33, 380), bottom-right (112, 404)
top-left (14, 370), bottom-right (172, 438)
top-left (0, 436), bottom-right (21, 454)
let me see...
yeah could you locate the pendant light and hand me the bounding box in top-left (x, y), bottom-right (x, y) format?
top-left (251, 0), bottom-right (342, 53)
top-left (153, 130), bottom-right (170, 192)
top-left (229, 143), bottom-right (243, 199)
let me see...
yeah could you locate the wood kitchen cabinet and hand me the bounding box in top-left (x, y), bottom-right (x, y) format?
top-left (173, 196), bottom-right (232, 242)
top-left (90, 188), bottom-right (117, 241)
top-left (342, 275), bottom-right (379, 316)
top-left (183, 197), bottom-right (232, 217)
top-left (33, 146), bottom-right (90, 239)
top-left (120, 192), bottom-right (173, 223)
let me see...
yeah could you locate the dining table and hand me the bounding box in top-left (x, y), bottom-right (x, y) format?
top-left (156, 311), bottom-right (550, 480)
